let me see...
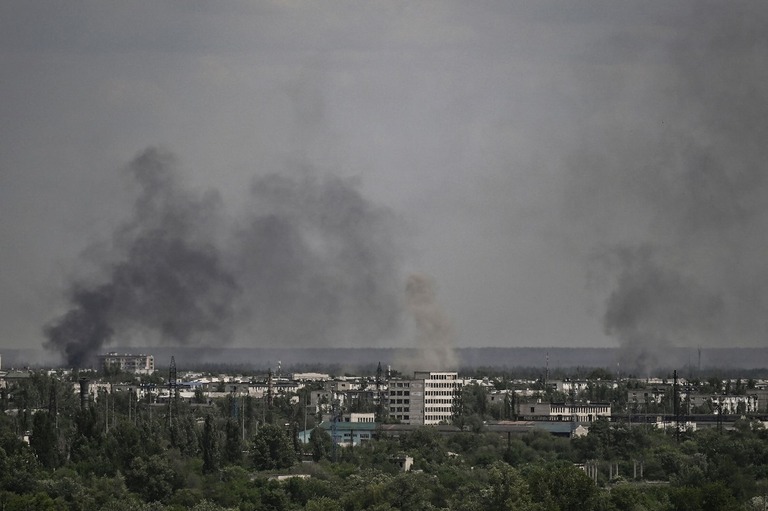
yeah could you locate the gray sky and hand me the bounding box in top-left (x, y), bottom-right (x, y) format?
top-left (2, 1), bottom-right (768, 356)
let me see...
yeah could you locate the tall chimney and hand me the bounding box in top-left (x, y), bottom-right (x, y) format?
top-left (79, 378), bottom-right (90, 410)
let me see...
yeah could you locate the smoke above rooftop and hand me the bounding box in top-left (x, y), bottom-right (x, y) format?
top-left (5, 3), bottom-right (768, 363)
top-left (398, 273), bottom-right (458, 373)
top-left (44, 148), bottom-right (406, 367)
top-left (563, 8), bottom-right (768, 372)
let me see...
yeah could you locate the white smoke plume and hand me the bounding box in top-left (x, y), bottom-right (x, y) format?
top-left (396, 273), bottom-right (458, 373)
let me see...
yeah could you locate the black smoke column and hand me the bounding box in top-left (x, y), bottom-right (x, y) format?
top-left (44, 148), bottom-right (238, 367)
top-left (45, 285), bottom-right (115, 368)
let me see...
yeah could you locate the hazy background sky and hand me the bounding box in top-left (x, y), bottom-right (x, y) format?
top-left (2, 1), bottom-right (768, 357)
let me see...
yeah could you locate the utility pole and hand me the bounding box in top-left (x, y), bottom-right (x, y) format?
top-left (673, 370), bottom-right (680, 442)
top-left (376, 362), bottom-right (383, 421)
top-left (168, 357), bottom-right (177, 430)
top-left (331, 400), bottom-right (339, 463)
top-left (698, 347), bottom-right (702, 378)
top-left (303, 392), bottom-right (308, 448)
top-left (104, 388), bottom-right (109, 433)
top-left (48, 378), bottom-right (58, 431)
top-left (111, 385), bottom-right (115, 430)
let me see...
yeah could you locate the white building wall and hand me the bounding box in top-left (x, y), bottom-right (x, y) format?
top-left (388, 371), bottom-right (462, 425)
top-left (418, 372), bottom-right (461, 425)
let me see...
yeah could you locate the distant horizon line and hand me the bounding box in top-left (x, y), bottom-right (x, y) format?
top-left (4, 345), bottom-right (768, 352)
top-left (8, 346), bottom-right (768, 352)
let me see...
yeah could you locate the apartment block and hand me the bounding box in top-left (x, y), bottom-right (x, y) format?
top-left (388, 371), bottom-right (461, 425)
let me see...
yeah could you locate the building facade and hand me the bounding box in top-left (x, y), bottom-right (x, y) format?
top-left (98, 353), bottom-right (155, 374)
top-left (524, 402), bottom-right (611, 422)
top-left (388, 371), bottom-right (462, 425)
top-left (688, 393), bottom-right (758, 414)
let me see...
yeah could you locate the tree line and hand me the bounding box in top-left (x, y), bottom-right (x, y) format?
top-left (2, 370), bottom-right (768, 510)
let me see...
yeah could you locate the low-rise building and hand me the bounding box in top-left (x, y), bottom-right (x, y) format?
top-left (300, 421), bottom-right (377, 447)
top-left (523, 402), bottom-right (611, 422)
top-left (688, 393), bottom-right (758, 414)
top-left (627, 386), bottom-right (669, 406)
top-left (342, 412), bottom-right (375, 423)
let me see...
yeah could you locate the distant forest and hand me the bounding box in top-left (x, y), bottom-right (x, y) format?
top-left (6, 347), bottom-right (768, 375)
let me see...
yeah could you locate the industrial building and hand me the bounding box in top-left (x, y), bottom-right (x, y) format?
top-left (388, 371), bottom-right (462, 425)
top-left (523, 402), bottom-right (612, 422)
top-left (98, 352), bottom-right (155, 374)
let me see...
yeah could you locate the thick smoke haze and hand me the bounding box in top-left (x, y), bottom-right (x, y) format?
top-left (233, 171), bottom-right (404, 347)
top-left (45, 148), bottom-right (404, 366)
top-left (4, 2), bottom-right (768, 366)
top-left (565, 6), bottom-right (768, 370)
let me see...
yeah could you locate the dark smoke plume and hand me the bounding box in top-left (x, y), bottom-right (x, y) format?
top-left (232, 172), bottom-right (403, 346)
top-left (565, 6), bottom-right (768, 372)
top-left (44, 284), bottom-right (116, 369)
top-left (601, 247), bottom-right (724, 375)
top-left (45, 148), bottom-right (404, 366)
top-left (45, 148), bottom-right (238, 367)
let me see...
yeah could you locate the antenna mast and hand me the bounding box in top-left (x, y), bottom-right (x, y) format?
top-left (168, 356), bottom-right (177, 428)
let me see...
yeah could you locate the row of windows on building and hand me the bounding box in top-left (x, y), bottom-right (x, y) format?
top-left (422, 373), bottom-right (458, 380)
top-left (425, 407), bottom-right (453, 413)
top-left (336, 433), bottom-right (372, 440)
top-left (425, 382), bottom-right (460, 388)
top-left (391, 407), bottom-right (410, 412)
top-left (425, 398), bottom-right (453, 404)
top-left (425, 390), bottom-right (457, 396)
top-left (391, 390), bottom-right (410, 396)
top-left (549, 405), bottom-right (610, 414)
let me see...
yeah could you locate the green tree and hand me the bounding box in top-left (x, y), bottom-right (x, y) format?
top-left (525, 461), bottom-right (598, 511)
top-left (386, 472), bottom-right (438, 511)
top-left (30, 411), bottom-right (58, 469)
top-left (401, 426), bottom-right (446, 464)
top-left (2, 449), bottom-right (41, 495)
top-left (306, 496), bottom-right (342, 511)
top-left (310, 427), bottom-right (332, 462)
top-left (124, 454), bottom-right (184, 503)
top-left (223, 418), bottom-right (242, 465)
top-left (201, 415), bottom-right (218, 474)
top-left (104, 419), bottom-right (144, 472)
top-left (453, 383), bottom-right (489, 431)
top-left (251, 423), bottom-right (296, 471)
top-left (482, 461), bottom-right (536, 511)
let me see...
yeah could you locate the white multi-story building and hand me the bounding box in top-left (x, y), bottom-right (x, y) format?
top-left (98, 353), bottom-right (155, 374)
top-left (549, 379), bottom-right (590, 394)
top-left (388, 371), bottom-right (462, 426)
top-left (418, 371), bottom-right (462, 425)
top-left (689, 394), bottom-right (758, 414)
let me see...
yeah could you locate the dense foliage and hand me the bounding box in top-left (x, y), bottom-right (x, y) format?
top-left (2, 371), bottom-right (768, 510)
